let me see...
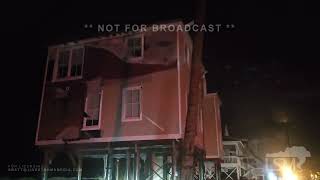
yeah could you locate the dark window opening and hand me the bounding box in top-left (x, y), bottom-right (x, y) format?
top-left (83, 79), bottom-right (102, 129)
top-left (71, 64), bottom-right (82, 77)
top-left (82, 157), bottom-right (104, 179)
top-left (70, 48), bottom-right (84, 77)
top-left (48, 152), bottom-right (77, 178)
top-left (57, 50), bottom-right (70, 79)
top-left (85, 119), bottom-right (99, 126)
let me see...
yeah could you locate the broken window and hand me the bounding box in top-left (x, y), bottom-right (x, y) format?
top-left (122, 86), bottom-right (142, 121)
top-left (127, 35), bottom-right (143, 58)
top-left (83, 79), bottom-right (102, 130)
top-left (84, 93), bottom-right (101, 127)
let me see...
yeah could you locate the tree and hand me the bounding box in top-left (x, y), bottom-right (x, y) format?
top-left (180, 0), bottom-right (207, 179)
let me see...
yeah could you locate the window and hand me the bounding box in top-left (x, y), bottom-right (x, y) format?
top-left (122, 86), bottom-right (142, 121)
top-left (83, 89), bottom-right (103, 130)
top-left (224, 145), bottom-right (237, 156)
top-left (70, 48), bottom-right (84, 77)
top-left (55, 47), bottom-right (84, 81)
top-left (57, 50), bottom-right (70, 78)
top-left (127, 35), bottom-right (143, 58)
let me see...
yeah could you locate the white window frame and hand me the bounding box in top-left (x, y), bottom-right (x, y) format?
top-left (121, 86), bottom-right (142, 122)
top-left (53, 46), bottom-right (85, 82)
top-left (126, 34), bottom-right (144, 60)
top-left (82, 90), bottom-right (103, 131)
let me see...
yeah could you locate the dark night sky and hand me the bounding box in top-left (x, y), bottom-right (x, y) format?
top-left (1, 0), bottom-right (318, 177)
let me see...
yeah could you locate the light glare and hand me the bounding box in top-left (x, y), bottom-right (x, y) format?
top-left (281, 166), bottom-right (298, 180)
top-left (268, 171), bottom-right (278, 180)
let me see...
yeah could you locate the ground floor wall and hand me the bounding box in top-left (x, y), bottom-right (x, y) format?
top-left (40, 141), bottom-right (222, 180)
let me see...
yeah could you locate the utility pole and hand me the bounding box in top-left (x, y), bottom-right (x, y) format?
top-left (181, 0), bottom-right (207, 179)
top-left (277, 111), bottom-right (290, 147)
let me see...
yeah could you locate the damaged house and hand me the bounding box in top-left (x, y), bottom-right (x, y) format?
top-left (35, 20), bottom-right (223, 180)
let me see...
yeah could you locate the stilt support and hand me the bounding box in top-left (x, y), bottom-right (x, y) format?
top-left (172, 140), bottom-right (177, 180)
top-left (77, 155), bottom-right (82, 180)
top-left (135, 143), bottom-right (140, 180)
top-left (126, 149), bottom-right (131, 180)
top-left (106, 144), bottom-right (113, 180)
top-left (42, 150), bottom-right (49, 180)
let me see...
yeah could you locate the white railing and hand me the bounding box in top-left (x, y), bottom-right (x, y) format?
top-left (223, 156), bottom-right (240, 164)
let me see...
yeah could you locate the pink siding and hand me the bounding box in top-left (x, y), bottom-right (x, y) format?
top-left (178, 31), bottom-right (192, 136)
top-left (36, 27), bottom-right (195, 144)
top-left (100, 68), bottom-right (180, 138)
top-left (203, 94), bottom-right (224, 159)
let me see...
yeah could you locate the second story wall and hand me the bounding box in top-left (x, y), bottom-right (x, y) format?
top-left (99, 67), bottom-right (180, 139)
top-left (36, 26), bottom-right (193, 144)
top-left (58, 30), bottom-right (178, 65)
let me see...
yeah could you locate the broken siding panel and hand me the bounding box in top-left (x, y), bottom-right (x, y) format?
top-left (203, 94), bottom-right (223, 159)
top-left (83, 46), bottom-right (177, 80)
top-left (87, 31), bottom-right (177, 65)
top-left (142, 31), bottom-right (177, 64)
top-left (37, 46), bottom-right (118, 141)
top-left (83, 46), bottom-right (127, 80)
top-left (38, 80), bottom-right (86, 140)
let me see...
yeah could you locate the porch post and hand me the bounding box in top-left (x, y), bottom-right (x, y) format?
top-left (163, 154), bottom-right (168, 180)
top-left (115, 159), bottom-right (120, 180)
top-left (215, 160), bottom-right (221, 180)
top-left (41, 150), bottom-right (49, 180)
top-left (106, 144), bottom-right (113, 180)
top-left (126, 149), bottom-right (131, 180)
top-left (135, 143), bottom-right (140, 180)
top-left (77, 155), bottom-right (82, 180)
top-left (146, 150), bottom-right (152, 179)
top-left (199, 156), bottom-right (205, 180)
top-left (172, 140), bottom-right (177, 180)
